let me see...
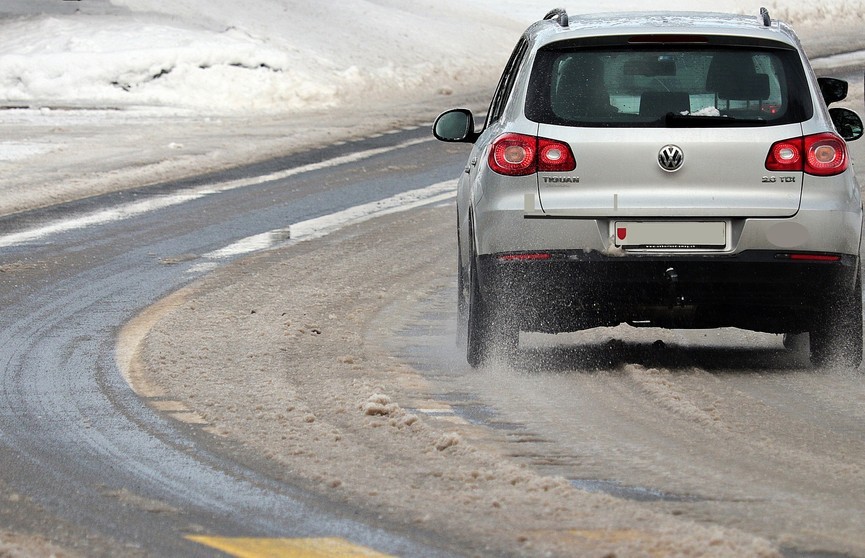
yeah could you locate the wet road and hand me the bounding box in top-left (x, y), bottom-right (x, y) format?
top-left (0, 127), bottom-right (463, 556)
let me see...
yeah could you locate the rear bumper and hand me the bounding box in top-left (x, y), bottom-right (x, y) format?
top-left (477, 250), bottom-right (859, 334)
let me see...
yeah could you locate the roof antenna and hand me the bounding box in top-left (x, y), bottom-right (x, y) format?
top-left (543, 8), bottom-right (569, 28)
top-left (759, 7), bottom-right (771, 27)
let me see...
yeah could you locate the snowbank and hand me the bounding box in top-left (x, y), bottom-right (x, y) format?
top-left (0, 0), bottom-right (521, 113)
top-left (1, 0), bottom-right (863, 115)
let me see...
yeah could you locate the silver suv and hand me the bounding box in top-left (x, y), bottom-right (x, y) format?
top-left (434, 8), bottom-right (865, 368)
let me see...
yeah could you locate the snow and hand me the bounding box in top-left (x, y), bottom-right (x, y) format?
top-left (0, 0), bottom-right (520, 114)
top-left (1, 1), bottom-right (863, 115)
top-left (0, 0), bottom-right (863, 216)
top-left (0, 140), bottom-right (54, 161)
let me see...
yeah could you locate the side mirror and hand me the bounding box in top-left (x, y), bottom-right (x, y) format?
top-left (818, 77), bottom-right (848, 105)
top-left (830, 107), bottom-right (864, 142)
top-left (433, 109), bottom-right (478, 143)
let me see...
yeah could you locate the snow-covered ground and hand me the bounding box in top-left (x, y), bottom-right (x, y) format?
top-left (1, 1), bottom-right (863, 114)
top-left (0, 0), bottom-right (864, 216)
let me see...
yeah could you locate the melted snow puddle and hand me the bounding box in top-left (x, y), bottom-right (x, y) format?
top-left (187, 180), bottom-right (456, 274)
top-left (569, 479), bottom-right (705, 503)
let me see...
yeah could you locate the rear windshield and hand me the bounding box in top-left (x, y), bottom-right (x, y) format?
top-left (526, 41), bottom-right (813, 127)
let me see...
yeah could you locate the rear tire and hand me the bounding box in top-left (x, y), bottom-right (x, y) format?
top-left (466, 256), bottom-right (490, 368)
top-left (456, 234), bottom-right (468, 351)
top-left (465, 253), bottom-right (517, 368)
top-left (810, 271), bottom-right (863, 368)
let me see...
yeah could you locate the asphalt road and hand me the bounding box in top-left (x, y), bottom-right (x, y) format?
top-left (0, 126), bottom-right (464, 557)
top-left (1, 66), bottom-right (864, 557)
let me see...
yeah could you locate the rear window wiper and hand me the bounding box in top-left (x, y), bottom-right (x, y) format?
top-left (662, 112), bottom-right (769, 127)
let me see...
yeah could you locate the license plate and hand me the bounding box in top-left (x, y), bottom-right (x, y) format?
top-left (614, 221), bottom-right (726, 249)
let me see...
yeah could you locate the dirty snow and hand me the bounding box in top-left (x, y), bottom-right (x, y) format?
top-left (138, 204), bottom-right (783, 557)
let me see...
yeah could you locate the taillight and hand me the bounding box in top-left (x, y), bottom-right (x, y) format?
top-left (765, 133), bottom-right (848, 176)
top-left (489, 133), bottom-right (536, 176)
top-left (765, 138), bottom-right (803, 172)
top-left (805, 134), bottom-right (847, 175)
top-left (488, 134), bottom-right (576, 176)
top-left (538, 138), bottom-right (577, 172)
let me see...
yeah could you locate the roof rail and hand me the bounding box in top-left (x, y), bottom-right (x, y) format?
top-left (759, 7), bottom-right (771, 27)
top-left (543, 8), bottom-right (569, 28)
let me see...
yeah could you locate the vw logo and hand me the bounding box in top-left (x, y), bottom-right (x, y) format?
top-left (658, 145), bottom-right (685, 172)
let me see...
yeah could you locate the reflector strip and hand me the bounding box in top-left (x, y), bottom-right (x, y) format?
top-left (787, 254), bottom-right (842, 262)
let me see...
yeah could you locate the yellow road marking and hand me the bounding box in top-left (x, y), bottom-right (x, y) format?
top-left (186, 536), bottom-right (394, 558)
